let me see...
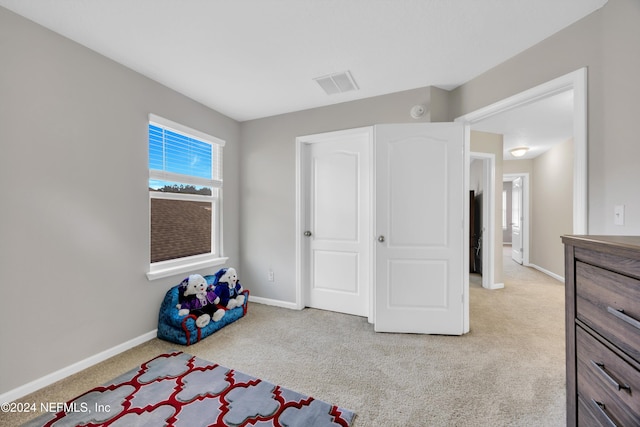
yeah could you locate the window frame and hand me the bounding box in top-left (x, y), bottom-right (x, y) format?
top-left (146, 114), bottom-right (227, 280)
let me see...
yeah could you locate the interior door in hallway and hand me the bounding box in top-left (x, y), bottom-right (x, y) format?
top-left (302, 128), bottom-right (371, 317)
top-left (374, 123), bottom-right (466, 335)
top-left (511, 177), bottom-right (523, 264)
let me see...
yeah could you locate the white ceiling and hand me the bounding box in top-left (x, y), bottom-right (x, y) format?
top-left (472, 90), bottom-right (575, 160)
top-left (1, 0), bottom-right (606, 124)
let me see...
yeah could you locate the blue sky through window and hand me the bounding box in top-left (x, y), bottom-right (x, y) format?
top-left (149, 124), bottom-right (213, 190)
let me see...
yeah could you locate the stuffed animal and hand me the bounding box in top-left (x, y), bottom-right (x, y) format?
top-left (212, 267), bottom-right (246, 309)
top-left (176, 274), bottom-right (225, 328)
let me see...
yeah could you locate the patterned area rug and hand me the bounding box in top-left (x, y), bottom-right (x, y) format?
top-left (24, 352), bottom-right (356, 426)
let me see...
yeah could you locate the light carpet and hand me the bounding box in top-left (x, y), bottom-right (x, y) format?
top-left (3, 254), bottom-right (565, 426)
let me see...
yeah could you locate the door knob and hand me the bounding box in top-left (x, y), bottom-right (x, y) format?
top-left (378, 235), bottom-right (385, 242)
top-left (304, 231), bottom-right (312, 237)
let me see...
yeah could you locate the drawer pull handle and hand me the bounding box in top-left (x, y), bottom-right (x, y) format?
top-left (591, 399), bottom-right (619, 427)
top-left (607, 306), bottom-right (640, 330)
top-left (591, 360), bottom-right (631, 392)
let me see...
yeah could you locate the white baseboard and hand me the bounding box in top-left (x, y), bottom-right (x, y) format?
top-left (528, 263), bottom-right (565, 283)
top-left (485, 282), bottom-right (505, 290)
top-left (0, 329), bottom-right (157, 404)
top-left (248, 295), bottom-right (300, 310)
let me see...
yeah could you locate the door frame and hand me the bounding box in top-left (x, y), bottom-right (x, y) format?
top-left (469, 152), bottom-right (499, 290)
top-left (504, 173), bottom-right (530, 266)
top-left (295, 126), bottom-right (375, 323)
top-left (456, 68), bottom-right (588, 290)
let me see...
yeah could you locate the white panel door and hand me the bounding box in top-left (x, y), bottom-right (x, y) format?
top-left (511, 177), bottom-right (523, 264)
top-left (374, 123), bottom-right (465, 335)
top-left (303, 129), bottom-right (371, 317)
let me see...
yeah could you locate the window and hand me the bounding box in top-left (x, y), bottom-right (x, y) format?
top-left (147, 114), bottom-right (226, 280)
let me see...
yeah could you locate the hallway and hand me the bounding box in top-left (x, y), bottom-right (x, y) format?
top-left (502, 244), bottom-right (564, 285)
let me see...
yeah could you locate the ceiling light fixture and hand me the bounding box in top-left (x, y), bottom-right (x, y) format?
top-left (313, 71), bottom-right (359, 95)
top-left (510, 146), bottom-right (530, 158)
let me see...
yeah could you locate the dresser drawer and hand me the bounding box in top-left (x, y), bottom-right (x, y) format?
top-left (577, 395), bottom-right (613, 427)
top-left (576, 261), bottom-right (640, 363)
top-left (577, 327), bottom-right (640, 425)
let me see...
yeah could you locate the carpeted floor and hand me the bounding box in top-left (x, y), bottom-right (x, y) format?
top-left (2, 249), bottom-right (565, 426)
top-left (21, 351), bottom-right (356, 427)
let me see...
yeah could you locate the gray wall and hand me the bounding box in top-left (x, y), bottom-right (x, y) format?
top-left (240, 88), bottom-right (432, 303)
top-left (450, 0), bottom-right (640, 235)
top-left (531, 139), bottom-right (574, 277)
top-left (503, 139), bottom-right (573, 278)
top-left (0, 8), bottom-right (240, 394)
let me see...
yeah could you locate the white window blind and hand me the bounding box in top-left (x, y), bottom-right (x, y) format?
top-left (149, 114), bottom-right (224, 189)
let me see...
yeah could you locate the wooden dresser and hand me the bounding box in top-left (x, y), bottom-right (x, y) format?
top-left (563, 235), bottom-right (640, 426)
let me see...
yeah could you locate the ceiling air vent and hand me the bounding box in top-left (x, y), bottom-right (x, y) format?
top-left (313, 70), bottom-right (359, 95)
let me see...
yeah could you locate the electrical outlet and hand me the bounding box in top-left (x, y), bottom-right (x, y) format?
top-left (268, 270), bottom-right (274, 282)
top-left (614, 205), bottom-right (625, 226)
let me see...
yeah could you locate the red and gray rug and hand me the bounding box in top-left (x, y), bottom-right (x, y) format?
top-left (24, 351), bottom-right (356, 426)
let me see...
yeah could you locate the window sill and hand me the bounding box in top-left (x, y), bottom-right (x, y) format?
top-left (146, 256), bottom-right (229, 281)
